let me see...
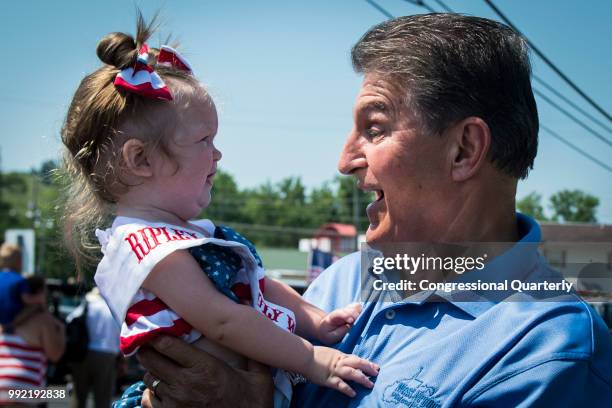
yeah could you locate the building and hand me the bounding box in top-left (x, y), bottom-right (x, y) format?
top-left (540, 221), bottom-right (612, 297)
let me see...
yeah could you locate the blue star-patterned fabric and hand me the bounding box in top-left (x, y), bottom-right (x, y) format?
top-left (113, 225), bottom-right (263, 408)
top-left (188, 225), bottom-right (263, 303)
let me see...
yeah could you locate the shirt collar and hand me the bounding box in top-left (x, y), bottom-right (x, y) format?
top-left (434, 213), bottom-right (542, 317)
top-left (377, 213), bottom-right (542, 316)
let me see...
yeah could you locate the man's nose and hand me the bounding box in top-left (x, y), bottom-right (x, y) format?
top-left (213, 145), bottom-right (222, 161)
top-left (337, 129), bottom-right (366, 175)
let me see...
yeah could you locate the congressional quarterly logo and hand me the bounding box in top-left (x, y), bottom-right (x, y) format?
top-left (382, 368), bottom-right (440, 408)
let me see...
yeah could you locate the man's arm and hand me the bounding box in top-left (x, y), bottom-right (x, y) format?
top-left (138, 336), bottom-right (273, 408)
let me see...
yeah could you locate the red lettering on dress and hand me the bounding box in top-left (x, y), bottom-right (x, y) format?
top-left (124, 226), bottom-right (199, 262)
top-left (171, 229), bottom-right (188, 240)
top-left (159, 227), bottom-right (173, 241)
top-left (257, 293), bottom-right (265, 309)
top-left (261, 303), bottom-right (271, 319)
top-left (269, 307), bottom-right (283, 323)
top-left (287, 315), bottom-right (296, 333)
top-left (139, 227), bottom-right (161, 251)
top-left (125, 233), bottom-right (149, 263)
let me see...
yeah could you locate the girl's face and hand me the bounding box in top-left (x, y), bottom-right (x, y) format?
top-left (150, 95), bottom-right (221, 221)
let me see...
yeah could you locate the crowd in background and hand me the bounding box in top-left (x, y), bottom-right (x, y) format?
top-left (0, 242), bottom-right (121, 407)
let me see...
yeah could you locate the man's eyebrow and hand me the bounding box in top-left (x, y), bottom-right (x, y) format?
top-left (358, 101), bottom-right (388, 113)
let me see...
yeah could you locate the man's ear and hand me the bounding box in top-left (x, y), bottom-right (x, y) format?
top-left (448, 117), bottom-right (491, 182)
top-left (121, 139), bottom-right (153, 178)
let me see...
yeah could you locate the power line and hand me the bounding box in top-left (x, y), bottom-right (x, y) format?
top-left (533, 75), bottom-right (612, 134)
top-left (433, 0), bottom-right (612, 138)
top-left (534, 89), bottom-right (612, 148)
top-left (364, 0), bottom-right (612, 172)
top-left (482, 0), bottom-right (611, 122)
top-left (216, 221), bottom-right (363, 237)
top-left (540, 125), bottom-right (612, 173)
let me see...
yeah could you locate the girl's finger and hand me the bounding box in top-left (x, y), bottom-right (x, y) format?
top-left (337, 367), bottom-right (375, 389)
top-left (331, 377), bottom-right (357, 398)
top-left (340, 355), bottom-right (380, 376)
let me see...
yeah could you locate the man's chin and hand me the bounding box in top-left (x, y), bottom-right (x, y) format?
top-left (365, 224), bottom-right (385, 248)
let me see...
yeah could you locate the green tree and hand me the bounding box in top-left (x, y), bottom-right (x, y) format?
top-left (38, 160), bottom-right (59, 186)
top-left (308, 182), bottom-right (341, 227)
top-left (550, 189), bottom-right (599, 223)
top-left (336, 176), bottom-right (373, 232)
top-left (202, 169), bottom-right (246, 223)
top-left (516, 192), bottom-right (547, 221)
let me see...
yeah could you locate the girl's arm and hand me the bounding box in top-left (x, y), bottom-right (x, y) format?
top-left (142, 249), bottom-right (378, 397)
top-left (265, 278), bottom-right (362, 345)
top-left (263, 277), bottom-right (324, 338)
top-left (142, 250), bottom-right (313, 373)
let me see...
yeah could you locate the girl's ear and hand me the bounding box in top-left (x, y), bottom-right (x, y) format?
top-left (121, 139), bottom-right (153, 177)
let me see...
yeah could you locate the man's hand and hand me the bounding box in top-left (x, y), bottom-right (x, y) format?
top-left (318, 303), bottom-right (362, 345)
top-left (137, 336), bottom-right (273, 408)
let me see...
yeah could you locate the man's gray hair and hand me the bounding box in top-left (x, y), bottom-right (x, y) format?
top-left (352, 13), bottom-right (539, 179)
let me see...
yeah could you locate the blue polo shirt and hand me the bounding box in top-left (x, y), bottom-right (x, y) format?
top-left (293, 214), bottom-right (612, 407)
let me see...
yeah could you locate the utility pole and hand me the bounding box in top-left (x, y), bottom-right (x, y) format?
top-left (29, 168), bottom-right (42, 275)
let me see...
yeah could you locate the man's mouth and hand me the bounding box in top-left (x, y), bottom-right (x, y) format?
top-left (366, 188), bottom-right (385, 213)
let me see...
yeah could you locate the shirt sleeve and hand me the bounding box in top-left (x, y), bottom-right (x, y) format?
top-left (465, 358), bottom-right (612, 407)
top-left (303, 252), bottom-right (363, 313)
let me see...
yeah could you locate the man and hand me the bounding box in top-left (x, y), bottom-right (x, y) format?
top-left (135, 14), bottom-right (612, 407)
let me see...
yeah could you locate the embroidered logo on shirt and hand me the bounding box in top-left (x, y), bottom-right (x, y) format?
top-left (382, 368), bottom-right (440, 408)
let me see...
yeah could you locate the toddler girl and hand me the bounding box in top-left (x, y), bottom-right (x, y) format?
top-left (61, 16), bottom-right (378, 407)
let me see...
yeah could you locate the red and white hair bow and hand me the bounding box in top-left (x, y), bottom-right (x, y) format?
top-left (114, 44), bottom-right (193, 101)
top-left (157, 45), bottom-right (193, 74)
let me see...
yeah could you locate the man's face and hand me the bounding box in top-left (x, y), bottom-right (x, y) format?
top-left (338, 74), bottom-right (453, 244)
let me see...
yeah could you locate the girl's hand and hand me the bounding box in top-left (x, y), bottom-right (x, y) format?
top-left (318, 303), bottom-right (362, 345)
top-left (305, 346), bottom-right (379, 398)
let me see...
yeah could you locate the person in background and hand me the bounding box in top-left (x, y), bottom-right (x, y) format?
top-left (0, 276), bottom-right (65, 405)
top-left (0, 243), bottom-right (27, 326)
top-left (69, 287), bottom-right (121, 408)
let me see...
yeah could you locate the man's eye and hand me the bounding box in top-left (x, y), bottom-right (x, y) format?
top-left (366, 127), bottom-right (383, 138)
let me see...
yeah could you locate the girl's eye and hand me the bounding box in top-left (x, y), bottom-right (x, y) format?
top-left (199, 136), bottom-right (210, 143)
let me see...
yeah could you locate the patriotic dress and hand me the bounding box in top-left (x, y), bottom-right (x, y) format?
top-left (0, 332), bottom-right (47, 405)
top-left (95, 216), bottom-right (295, 407)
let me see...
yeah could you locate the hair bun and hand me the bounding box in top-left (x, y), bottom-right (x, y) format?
top-left (96, 32), bottom-right (137, 69)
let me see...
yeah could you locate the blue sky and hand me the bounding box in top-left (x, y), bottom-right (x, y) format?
top-left (1, 0), bottom-right (611, 222)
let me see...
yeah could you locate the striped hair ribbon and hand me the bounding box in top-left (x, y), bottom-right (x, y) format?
top-left (114, 44), bottom-right (173, 101)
